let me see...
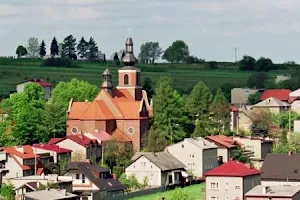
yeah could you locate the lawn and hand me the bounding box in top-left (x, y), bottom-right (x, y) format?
top-left (0, 58), bottom-right (290, 97)
top-left (129, 184), bottom-right (205, 200)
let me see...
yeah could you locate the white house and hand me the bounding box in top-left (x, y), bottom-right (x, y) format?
top-left (165, 137), bottom-right (218, 178)
top-left (15, 79), bottom-right (52, 99)
top-left (125, 151), bottom-right (187, 187)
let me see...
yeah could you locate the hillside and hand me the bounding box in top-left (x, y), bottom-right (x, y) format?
top-left (0, 58), bottom-right (291, 97)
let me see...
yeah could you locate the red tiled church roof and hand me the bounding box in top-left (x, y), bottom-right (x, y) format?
top-left (206, 135), bottom-right (241, 149)
top-left (204, 160), bottom-right (261, 177)
top-left (33, 144), bottom-right (72, 154)
top-left (111, 129), bottom-right (132, 142)
top-left (260, 89), bottom-right (291, 101)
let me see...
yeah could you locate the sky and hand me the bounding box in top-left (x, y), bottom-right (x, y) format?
top-left (1, 0), bottom-right (300, 63)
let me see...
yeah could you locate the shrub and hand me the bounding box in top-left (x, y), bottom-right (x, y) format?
top-left (42, 58), bottom-right (77, 68)
top-left (170, 188), bottom-right (196, 200)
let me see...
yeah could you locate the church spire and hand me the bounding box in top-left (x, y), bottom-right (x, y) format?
top-left (101, 68), bottom-right (113, 96)
top-left (122, 37), bottom-right (137, 66)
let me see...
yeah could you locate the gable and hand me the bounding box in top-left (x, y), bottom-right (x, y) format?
top-left (126, 156), bottom-right (161, 172)
top-left (57, 139), bottom-right (86, 150)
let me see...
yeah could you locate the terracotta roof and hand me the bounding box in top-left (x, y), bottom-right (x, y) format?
top-left (20, 79), bottom-right (52, 87)
top-left (84, 131), bottom-right (111, 143)
top-left (261, 153), bottom-right (300, 181)
top-left (2, 145), bottom-right (39, 159)
top-left (33, 144), bottom-right (72, 154)
top-left (48, 135), bottom-right (97, 148)
top-left (204, 160), bottom-right (261, 177)
top-left (260, 89), bottom-right (291, 101)
top-left (206, 135), bottom-right (241, 149)
top-left (111, 129), bottom-right (131, 142)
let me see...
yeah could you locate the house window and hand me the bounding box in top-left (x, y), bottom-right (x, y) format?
top-left (210, 182), bottom-right (219, 189)
top-left (235, 185), bottom-right (240, 189)
top-left (225, 183), bottom-right (229, 190)
top-left (124, 74), bottom-right (129, 85)
top-left (71, 127), bottom-right (78, 134)
top-left (76, 174), bottom-right (80, 179)
top-left (128, 127), bottom-right (134, 135)
top-left (141, 162), bottom-right (146, 167)
top-left (82, 174), bottom-right (85, 183)
top-left (210, 197), bottom-right (219, 200)
top-left (150, 174), bottom-right (154, 181)
top-left (182, 144), bottom-right (184, 148)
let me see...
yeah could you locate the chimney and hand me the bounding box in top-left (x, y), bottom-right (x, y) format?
top-left (289, 151), bottom-right (293, 156)
top-left (263, 186), bottom-right (271, 194)
top-left (85, 159), bottom-right (91, 164)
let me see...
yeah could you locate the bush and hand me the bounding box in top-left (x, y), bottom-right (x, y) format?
top-left (170, 188), bottom-right (196, 200)
top-left (119, 174), bottom-right (143, 192)
top-left (42, 58), bottom-right (77, 68)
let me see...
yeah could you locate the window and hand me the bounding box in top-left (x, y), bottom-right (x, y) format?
top-left (141, 162), bottom-right (146, 167)
top-left (76, 174), bottom-right (80, 179)
top-left (128, 127), bottom-right (134, 135)
top-left (182, 144), bottom-right (184, 148)
top-left (136, 72), bottom-right (140, 85)
top-left (71, 127), bottom-right (78, 134)
top-left (235, 185), bottom-right (240, 189)
top-left (82, 174), bottom-right (85, 183)
top-left (210, 197), bottom-right (219, 200)
top-left (225, 183), bottom-right (229, 190)
top-left (124, 74), bottom-right (129, 85)
top-left (150, 174), bottom-right (154, 181)
top-left (210, 182), bottom-right (219, 189)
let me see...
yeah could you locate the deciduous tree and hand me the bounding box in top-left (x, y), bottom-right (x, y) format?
top-left (15, 45), bottom-right (27, 58)
top-left (163, 40), bottom-right (189, 63)
top-left (138, 42), bottom-right (162, 64)
top-left (248, 92), bottom-right (260, 105)
top-left (239, 55), bottom-right (256, 70)
top-left (247, 72), bottom-right (269, 89)
top-left (27, 37), bottom-right (39, 58)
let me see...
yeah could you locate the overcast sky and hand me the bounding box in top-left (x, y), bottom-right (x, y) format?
top-left (1, 0), bottom-right (300, 63)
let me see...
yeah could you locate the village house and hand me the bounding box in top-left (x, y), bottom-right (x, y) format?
top-left (232, 135), bottom-right (273, 168)
top-left (24, 189), bottom-right (78, 200)
top-left (48, 135), bottom-right (101, 162)
top-left (206, 135), bottom-right (240, 163)
top-left (260, 89), bottom-right (291, 102)
top-left (15, 79), bottom-right (53, 99)
top-left (32, 144), bottom-right (72, 164)
top-left (261, 152), bottom-right (300, 186)
top-left (231, 88), bottom-right (258, 107)
top-left (63, 162), bottom-right (124, 200)
top-left (245, 185), bottom-right (300, 200)
top-left (252, 97), bottom-right (290, 114)
top-left (66, 37), bottom-right (152, 151)
top-left (165, 137), bottom-right (218, 178)
top-left (5, 174), bottom-right (73, 200)
top-left (125, 152), bottom-right (187, 187)
top-left (289, 88), bottom-right (300, 113)
top-left (0, 145), bottom-right (44, 179)
top-left (204, 160), bottom-right (261, 200)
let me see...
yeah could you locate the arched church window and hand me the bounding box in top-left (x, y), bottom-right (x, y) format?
top-left (136, 73), bottom-right (140, 86)
top-left (124, 74), bottom-right (129, 85)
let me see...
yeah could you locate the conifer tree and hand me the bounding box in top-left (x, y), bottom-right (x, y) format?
top-left (142, 77), bottom-right (154, 100)
top-left (87, 37), bottom-right (98, 61)
top-left (77, 37), bottom-right (88, 60)
top-left (50, 37), bottom-right (59, 56)
top-left (39, 40), bottom-right (46, 57)
top-left (61, 35), bottom-right (76, 59)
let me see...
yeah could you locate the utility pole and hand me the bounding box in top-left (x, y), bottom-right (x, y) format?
top-left (289, 108), bottom-right (291, 134)
top-left (101, 142), bottom-right (104, 166)
top-left (34, 149), bottom-right (37, 175)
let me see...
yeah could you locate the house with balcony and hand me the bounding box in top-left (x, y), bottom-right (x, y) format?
top-left (204, 160), bottom-right (261, 200)
top-left (125, 151), bottom-right (187, 187)
top-left (0, 145), bottom-right (44, 179)
top-left (48, 135), bottom-right (101, 162)
top-left (63, 162), bottom-right (124, 200)
top-left (32, 144), bottom-right (72, 164)
top-left (165, 137), bottom-right (218, 178)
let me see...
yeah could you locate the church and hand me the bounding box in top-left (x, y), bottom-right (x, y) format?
top-left (66, 37), bottom-right (152, 151)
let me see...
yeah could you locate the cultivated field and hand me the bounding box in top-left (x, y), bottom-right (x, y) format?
top-left (0, 58), bottom-right (289, 97)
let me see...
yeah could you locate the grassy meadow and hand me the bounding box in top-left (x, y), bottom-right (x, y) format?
top-left (0, 58), bottom-right (290, 97)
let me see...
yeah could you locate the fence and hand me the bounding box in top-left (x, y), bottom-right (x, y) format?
top-left (108, 186), bottom-right (167, 200)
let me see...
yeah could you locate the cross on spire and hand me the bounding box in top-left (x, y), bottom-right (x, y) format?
top-left (127, 28), bottom-right (131, 37)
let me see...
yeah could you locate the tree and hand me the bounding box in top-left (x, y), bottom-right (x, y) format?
top-left (113, 52), bottom-right (120, 66)
top-left (86, 37), bottom-right (98, 61)
top-left (39, 40), bottom-right (46, 58)
top-left (138, 42), bottom-right (163, 64)
top-left (255, 57), bottom-right (274, 71)
top-left (248, 92), bottom-right (261, 105)
top-left (1, 83), bottom-right (46, 145)
top-left (27, 37), bottom-right (39, 58)
top-left (146, 125), bottom-right (168, 152)
top-left (239, 55), bottom-right (256, 70)
top-left (16, 45), bottom-right (27, 58)
top-left (211, 88), bottom-right (230, 133)
top-left (250, 110), bottom-right (272, 137)
top-left (170, 188), bottom-right (196, 200)
top-left (77, 37), bottom-right (88, 59)
top-left (247, 72), bottom-right (269, 88)
top-left (163, 40), bottom-right (189, 63)
top-left (279, 130), bottom-right (288, 145)
top-left (0, 183), bottom-right (15, 200)
top-left (187, 81), bottom-right (213, 137)
top-left (119, 174), bottom-right (142, 192)
top-left (0, 121), bottom-right (15, 147)
top-left (50, 37), bottom-right (59, 56)
top-left (121, 51), bottom-right (125, 60)
top-left (220, 83), bottom-right (239, 103)
top-left (44, 102), bottom-right (66, 138)
top-left (61, 35), bottom-right (76, 59)
top-left (231, 147), bottom-right (252, 164)
top-left (152, 77), bottom-right (188, 142)
top-left (142, 77), bottom-right (154, 100)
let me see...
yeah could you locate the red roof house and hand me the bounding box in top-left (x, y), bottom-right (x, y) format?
top-left (205, 160), bottom-right (261, 200)
top-left (260, 89), bottom-right (291, 102)
top-left (66, 37), bottom-right (152, 151)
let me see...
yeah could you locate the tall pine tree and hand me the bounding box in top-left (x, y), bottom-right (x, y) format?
top-left (39, 40), bottom-right (46, 57)
top-left (211, 88), bottom-right (230, 133)
top-left (61, 35), bottom-right (76, 59)
top-left (187, 81), bottom-right (213, 137)
top-left (77, 37), bottom-right (88, 60)
top-left (87, 37), bottom-right (98, 61)
top-left (50, 37), bottom-right (59, 57)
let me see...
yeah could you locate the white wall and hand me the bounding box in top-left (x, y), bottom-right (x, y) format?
top-left (56, 139), bottom-right (86, 161)
top-left (125, 156), bottom-right (161, 186)
top-left (64, 171), bottom-right (99, 191)
top-left (3, 155), bottom-right (23, 179)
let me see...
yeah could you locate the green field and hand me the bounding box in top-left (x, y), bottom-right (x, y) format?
top-left (0, 58), bottom-right (290, 97)
top-left (129, 184), bottom-right (205, 200)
